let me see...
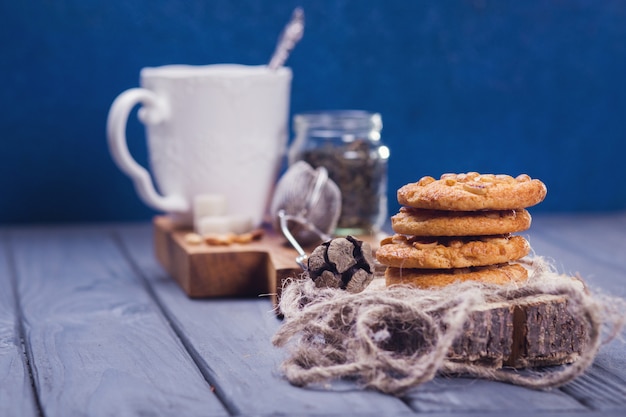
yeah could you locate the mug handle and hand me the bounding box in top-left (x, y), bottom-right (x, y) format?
top-left (106, 88), bottom-right (188, 213)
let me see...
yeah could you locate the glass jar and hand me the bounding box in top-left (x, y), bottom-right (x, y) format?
top-left (288, 110), bottom-right (390, 235)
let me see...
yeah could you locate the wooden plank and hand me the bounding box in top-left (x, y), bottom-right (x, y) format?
top-left (530, 212), bottom-right (626, 288)
top-left (116, 224), bottom-right (589, 414)
top-left (525, 213), bottom-right (626, 410)
top-left (0, 231), bottom-right (39, 417)
top-left (526, 214), bottom-right (626, 300)
top-left (8, 226), bottom-right (227, 417)
top-left (559, 365), bottom-right (626, 411)
top-left (115, 224), bottom-right (413, 415)
top-left (404, 377), bottom-right (586, 413)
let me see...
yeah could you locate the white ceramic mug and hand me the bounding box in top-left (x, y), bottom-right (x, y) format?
top-left (107, 64), bottom-right (292, 227)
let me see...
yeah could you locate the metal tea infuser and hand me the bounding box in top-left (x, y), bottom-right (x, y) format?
top-left (270, 161), bottom-right (342, 270)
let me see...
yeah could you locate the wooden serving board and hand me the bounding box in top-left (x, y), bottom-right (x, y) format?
top-left (153, 216), bottom-right (304, 303)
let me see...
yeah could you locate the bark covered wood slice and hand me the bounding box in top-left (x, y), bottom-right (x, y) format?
top-left (505, 294), bottom-right (588, 368)
top-left (447, 293), bottom-right (588, 368)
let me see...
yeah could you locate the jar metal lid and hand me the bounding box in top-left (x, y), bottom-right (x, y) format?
top-left (293, 110), bottom-right (382, 136)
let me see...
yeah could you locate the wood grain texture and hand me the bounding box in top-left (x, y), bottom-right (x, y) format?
top-left (0, 232), bottom-right (39, 417)
top-left (117, 224), bottom-right (413, 416)
top-left (507, 294), bottom-right (587, 368)
top-left (153, 215), bottom-right (302, 299)
top-left (524, 214), bottom-right (626, 411)
top-left (404, 377), bottom-right (585, 413)
top-left (559, 365), bottom-right (626, 411)
top-left (446, 294), bottom-right (586, 369)
top-left (8, 226), bottom-right (227, 417)
top-left (529, 212), bottom-right (626, 295)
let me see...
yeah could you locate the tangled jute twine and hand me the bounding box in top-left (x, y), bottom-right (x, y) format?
top-left (272, 257), bottom-right (626, 396)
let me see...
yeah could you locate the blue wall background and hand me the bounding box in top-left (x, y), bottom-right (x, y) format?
top-left (1, 0), bottom-right (625, 224)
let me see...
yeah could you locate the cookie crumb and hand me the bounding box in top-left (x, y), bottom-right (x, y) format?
top-left (184, 233), bottom-right (204, 245)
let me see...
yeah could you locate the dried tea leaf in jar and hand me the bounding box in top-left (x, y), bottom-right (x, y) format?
top-left (288, 111), bottom-right (390, 235)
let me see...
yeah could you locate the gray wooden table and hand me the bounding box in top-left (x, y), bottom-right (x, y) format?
top-left (1, 212), bottom-right (625, 417)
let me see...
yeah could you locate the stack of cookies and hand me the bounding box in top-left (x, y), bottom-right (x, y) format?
top-left (376, 172), bottom-right (547, 288)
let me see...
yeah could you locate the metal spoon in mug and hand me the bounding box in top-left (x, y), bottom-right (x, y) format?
top-left (268, 7), bottom-right (305, 70)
